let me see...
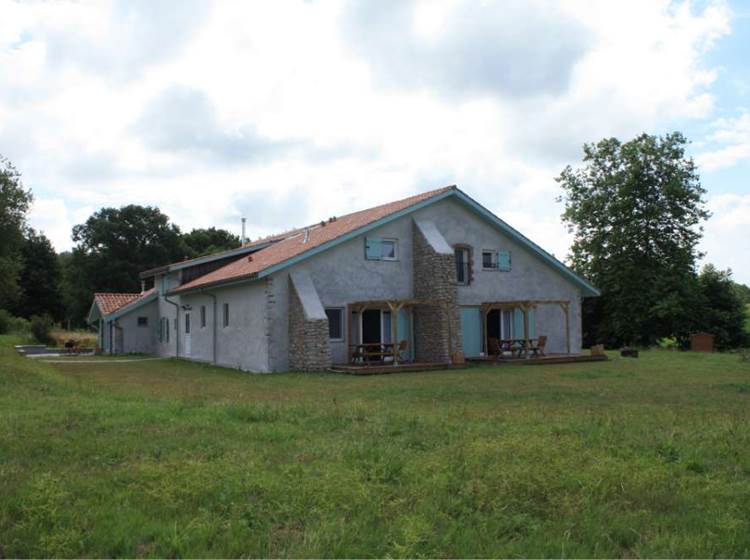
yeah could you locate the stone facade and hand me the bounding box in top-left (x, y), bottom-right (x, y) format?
top-left (412, 221), bottom-right (462, 362)
top-left (288, 276), bottom-right (332, 371)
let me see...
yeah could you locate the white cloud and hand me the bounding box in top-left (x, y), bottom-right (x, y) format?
top-left (700, 193), bottom-right (750, 284)
top-left (0, 0), bottom-right (739, 281)
top-left (696, 110), bottom-right (750, 171)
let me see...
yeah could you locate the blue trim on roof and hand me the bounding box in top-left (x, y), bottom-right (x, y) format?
top-left (171, 187), bottom-right (599, 297)
top-left (257, 190), bottom-right (457, 279)
top-left (449, 190), bottom-right (600, 297)
top-left (105, 292), bottom-right (159, 321)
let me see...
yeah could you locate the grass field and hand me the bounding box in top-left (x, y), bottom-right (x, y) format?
top-left (1, 336), bottom-right (749, 558)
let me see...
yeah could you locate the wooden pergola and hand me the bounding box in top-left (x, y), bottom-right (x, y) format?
top-left (346, 298), bottom-right (454, 365)
top-left (480, 299), bottom-right (572, 355)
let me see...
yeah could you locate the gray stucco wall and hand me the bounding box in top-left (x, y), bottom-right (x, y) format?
top-left (411, 199), bottom-right (582, 354)
top-left (113, 300), bottom-right (158, 354)
top-left (267, 196), bottom-right (582, 367)
top-left (138, 195), bottom-right (584, 370)
top-left (177, 282), bottom-right (270, 372)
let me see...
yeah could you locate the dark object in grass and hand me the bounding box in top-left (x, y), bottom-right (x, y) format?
top-left (621, 347), bottom-right (639, 358)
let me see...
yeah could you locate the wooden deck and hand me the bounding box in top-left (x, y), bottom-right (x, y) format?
top-left (466, 353), bottom-right (608, 366)
top-left (330, 362), bottom-right (468, 375)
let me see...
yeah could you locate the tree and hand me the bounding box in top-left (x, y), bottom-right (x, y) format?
top-left (557, 132), bottom-right (709, 347)
top-left (67, 205), bottom-right (187, 324)
top-left (0, 155), bottom-right (33, 309)
top-left (15, 229), bottom-right (64, 321)
top-left (182, 227), bottom-right (240, 257)
top-left (696, 265), bottom-right (748, 350)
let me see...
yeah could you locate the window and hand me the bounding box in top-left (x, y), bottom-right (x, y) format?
top-left (159, 318), bottom-right (163, 342)
top-left (185, 313), bottom-right (191, 334)
top-left (454, 247), bottom-right (471, 285)
top-left (137, 316), bottom-right (148, 327)
top-left (166, 318), bottom-right (170, 343)
top-left (482, 250), bottom-right (512, 271)
top-left (365, 237), bottom-right (398, 261)
top-left (223, 303), bottom-right (229, 328)
top-left (325, 308), bottom-right (344, 341)
top-left (200, 305), bottom-right (206, 328)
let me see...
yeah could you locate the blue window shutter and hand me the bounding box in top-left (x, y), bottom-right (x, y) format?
top-left (513, 308), bottom-right (525, 339)
top-left (529, 308), bottom-right (536, 338)
top-left (365, 237), bottom-right (382, 260)
top-left (498, 250), bottom-right (511, 271)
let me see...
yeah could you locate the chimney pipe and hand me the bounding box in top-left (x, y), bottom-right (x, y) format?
top-left (241, 217), bottom-right (246, 246)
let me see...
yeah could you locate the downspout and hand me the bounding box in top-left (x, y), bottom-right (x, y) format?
top-left (205, 290), bottom-right (218, 365)
top-left (164, 294), bottom-right (180, 358)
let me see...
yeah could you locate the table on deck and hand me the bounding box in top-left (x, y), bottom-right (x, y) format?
top-left (349, 342), bottom-right (396, 364)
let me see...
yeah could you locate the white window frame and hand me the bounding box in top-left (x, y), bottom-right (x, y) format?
top-left (325, 307), bottom-right (345, 341)
top-left (380, 238), bottom-right (398, 261)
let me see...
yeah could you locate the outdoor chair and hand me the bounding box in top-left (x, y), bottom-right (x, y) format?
top-left (530, 335), bottom-right (547, 357)
top-left (397, 339), bottom-right (409, 362)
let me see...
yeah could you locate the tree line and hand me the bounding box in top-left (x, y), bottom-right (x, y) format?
top-left (0, 155), bottom-right (240, 328)
top-left (1, 138), bottom-right (749, 348)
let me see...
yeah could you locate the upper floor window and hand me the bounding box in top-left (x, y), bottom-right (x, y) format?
top-left (482, 250), bottom-right (512, 272)
top-left (137, 316), bottom-right (148, 327)
top-left (455, 246), bottom-right (471, 285)
top-left (365, 237), bottom-right (398, 261)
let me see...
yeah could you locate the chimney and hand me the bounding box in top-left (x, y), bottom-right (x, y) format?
top-left (303, 227), bottom-right (310, 243)
top-left (241, 217), bottom-right (246, 246)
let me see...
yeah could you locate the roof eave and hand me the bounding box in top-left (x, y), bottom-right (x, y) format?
top-left (105, 292), bottom-right (158, 321)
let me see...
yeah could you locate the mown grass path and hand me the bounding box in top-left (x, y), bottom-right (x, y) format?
top-left (1, 335), bottom-right (749, 557)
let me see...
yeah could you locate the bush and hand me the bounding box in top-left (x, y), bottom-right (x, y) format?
top-left (10, 316), bottom-right (30, 334)
top-left (30, 314), bottom-right (54, 345)
top-left (0, 310), bottom-right (31, 335)
top-left (0, 309), bottom-right (11, 334)
top-left (657, 337), bottom-right (680, 351)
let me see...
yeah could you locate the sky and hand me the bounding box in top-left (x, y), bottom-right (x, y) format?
top-left (1, 0), bottom-right (749, 284)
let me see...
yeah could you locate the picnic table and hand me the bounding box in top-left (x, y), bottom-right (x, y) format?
top-left (349, 342), bottom-right (396, 364)
top-left (494, 338), bottom-right (545, 358)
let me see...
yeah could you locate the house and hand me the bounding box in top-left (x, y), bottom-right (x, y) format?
top-left (88, 186), bottom-right (599, 371)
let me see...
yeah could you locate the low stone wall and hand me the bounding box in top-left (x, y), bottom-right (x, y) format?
top-left (288, 276), bottom-right (331, 371)
top-left (412, 221), bottom-right (461, 362)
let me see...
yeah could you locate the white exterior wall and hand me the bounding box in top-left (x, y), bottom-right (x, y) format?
top-left (179, 283), bottom-right (270, 372)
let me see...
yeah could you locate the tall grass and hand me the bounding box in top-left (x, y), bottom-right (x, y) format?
top-left (1, 335), bottom-right (749, 557)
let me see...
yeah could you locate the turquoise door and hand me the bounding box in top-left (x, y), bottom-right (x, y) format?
top-left (460, 307), bottom-right (482, 357)
top-left (397, 308), bottom-right (415, 360)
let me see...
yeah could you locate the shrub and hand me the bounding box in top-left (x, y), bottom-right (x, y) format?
top-left (30, 314), bottom-right (54, 345)
top-left (10, 316), bottom-right (30, 334)
top-left (657, 337), bottom-right (679, 350)
top-left (0, 309), bottom-right (11, 334)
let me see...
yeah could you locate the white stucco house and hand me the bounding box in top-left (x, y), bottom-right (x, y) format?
top-left (88, 186), bottom-right (599, 372)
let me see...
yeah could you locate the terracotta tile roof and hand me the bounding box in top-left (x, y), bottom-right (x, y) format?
top-left (173, 185), bottom-right (456, 293)
top-left (94, 288), bottom-right (155, 316)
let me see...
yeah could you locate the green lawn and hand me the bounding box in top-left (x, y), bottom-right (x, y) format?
top-left (1, 336), bottom-right (749, 558)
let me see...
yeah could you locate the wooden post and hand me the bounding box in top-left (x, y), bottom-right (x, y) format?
top-left (523, 304), bottom-right (530, 357)
top-left (558, 302), bottom-right (570, 355)
top-left (387, 301), bottom-right (399, 365)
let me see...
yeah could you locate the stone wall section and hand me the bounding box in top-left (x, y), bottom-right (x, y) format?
top-left (288, 276), bottom-right (332, 371)
top-left (412, 221), bottom-right (462, 362)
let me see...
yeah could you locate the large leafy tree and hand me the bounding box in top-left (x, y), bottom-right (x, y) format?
top-left (557, 132), bottom-right (709, 346)
top-left (68, 205), bottom-right (187, 324)
top-left (15, 229), bottom-right (64, 321)
top-left (183, 227), bottom-right (240, 257)
top-left (696, 265), bottom-right (748, 350)
top-left (0, 156), bottom-right (33, 309)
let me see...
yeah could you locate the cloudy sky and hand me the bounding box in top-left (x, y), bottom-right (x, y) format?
top-left (2, 0), bottom-right (749, 283)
